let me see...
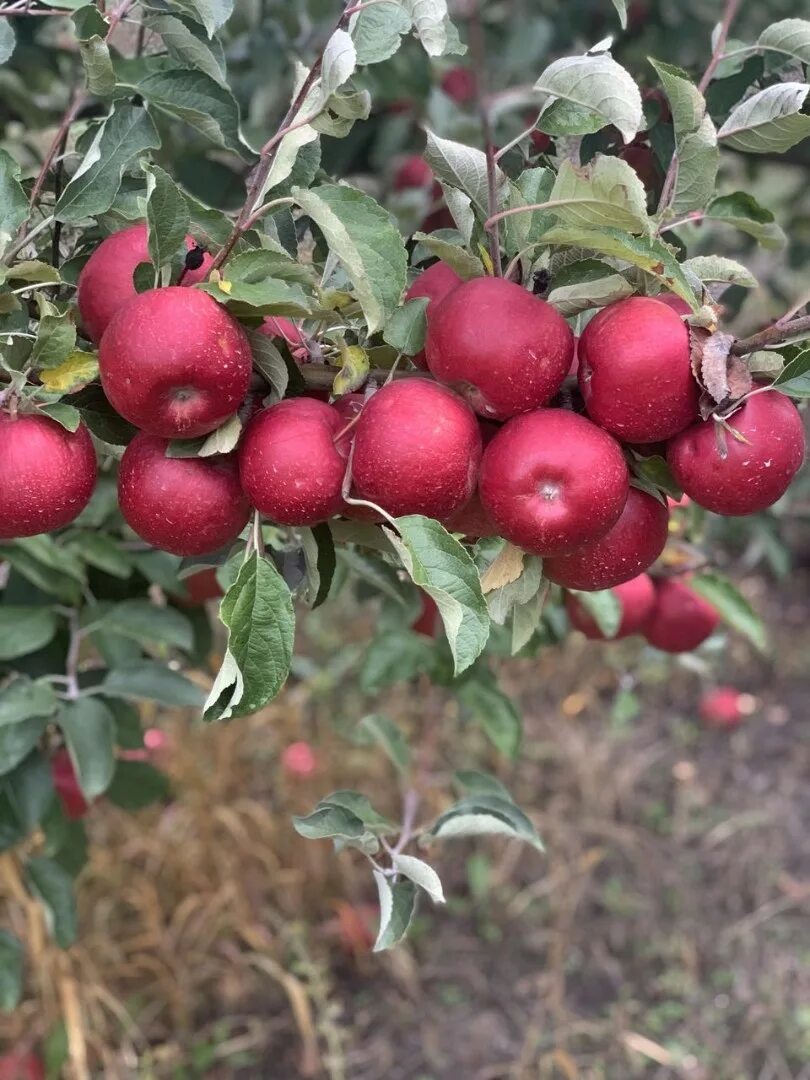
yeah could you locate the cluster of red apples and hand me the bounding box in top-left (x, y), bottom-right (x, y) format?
top-left (0, 220), bottom-right (805, 654)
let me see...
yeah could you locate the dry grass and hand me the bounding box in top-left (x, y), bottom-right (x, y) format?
top-left (1, 578), bottom-right (809, 1080)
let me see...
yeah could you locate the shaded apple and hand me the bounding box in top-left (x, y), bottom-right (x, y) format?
top-left (351, 379), bottom-right (481, 520)
top-left (177, 567), bottom-right (223, 606)
top-left (239, 398), bottom-right (349, 525)
top-left (412, 592), bottom-right (439, 636)
top-left (51, 748), bottom-right (90, 820)
top-left (643, 578), bottom-right (720, 653)
top-left (543, 487), bottom-right (669, 590)
top-left (579, 296), bottom-right (698, 442)
top-left (0, 412), bottom-right (96, 539)
top-left (118, 432), bottom-right (250, 556)
top-left (77, 222), bottom-right (213, 344)
top-left (393, 155), bottom-right (436, 192)
top-left (441, 66), bottom-right (476, 104)
top-left (566, 573), bottom-right (656, 639)
top-left (667, 390), bottom-right (805, 515)
top-left (479, 409), bottom-right (629, 556)
top-left (699, 686), bottom-right (756, 729)
top-left (425, 277), bottom-right (574, 420)
top-left (99, 286), bottom-right (253, 439)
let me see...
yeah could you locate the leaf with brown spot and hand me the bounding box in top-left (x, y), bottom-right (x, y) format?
top-left (480, 542), bottom-right (525, 594)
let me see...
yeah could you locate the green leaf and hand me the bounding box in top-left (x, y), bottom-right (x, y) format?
top-left (25, 856), bottom-right (77, 948)
top-left (610, 0), bottom-right (627, 29)
top-left (293, 804), bottom-right (366, 841)
top-left (58, 698), bottom-right (115, 800)
top-left (454, 769), bottom-right (512, 799)
top-left (718, 82), bottom-right (810, 153)
top-left (704, 192), bottom-right (786, 250)
top-left (359, 629), bottom-right (435, 691)
top-left (105, 760), bottom-right (169, 810)
top-left (2, 260), bottom-right (62, 286)
top-left (0, 678), bottom-right (59, 730)
top-left (136, 68), bottom-right (244, 155)
top-left (681, 255), bottom-right (757, 289)
top-left (30, 302), bottom-right (77, 371)
top-left (317, 790), bottom-right (396, 832)
top-left (423, 793), bottom-right (543, 850)
top-left (630, 453), bottom-right (682, 499)
top-left (350, 1), bottom-right (411, 65)
top-left (299, 523), bottom-right (335, 609)
top-left (690, 572), bottom-right (767, 653)
top-left (485, 552), bottom-right (544, 625)
top-left (0, 148), bottom-right (27, 246)
top-left (0, 20), bottom-right (16, 66)
top-left (548, 156), bottom-right (650, 234)
top-left (203, 552), bottom-right (294, 722)
top-left (0, 930), bottom-right (23, 1012)
top-left (320, 28), bottom-right (357, 98)
top-left (146, 14), bottom-right (227, 85)
top-left (145, 162), bottom-right (190, 275)
top-left (354, 713), bottom-right (411, 775)
top-left (568, 588), bottom-right (622, 638)
top-left (246, 329), bottom-right (290, 398)
top-left (4, 750), bottom-right (54, 831)
top-left (65, 533), bottom-right (132, 579)
top-left (758, 19), bottom-right (810, 64)
top-left (458, 677), bottom-right (522, 759)
top-left (293, 183), bottom-right (407, 335)
top-left (391, 853), bottom-right (445, 904)
top-left (0, 535), bottom-right (85, 604)
top-left (372, 874), bottom-right (417, 952)
top-left (535, 53), bottom-right (643, 144)
top-left (385, 516), bottom-right (490, 676)
top-left (547, 265), bottom-right (634, 316)
top-left (399, 0), bottom-right (460, 57)
top-left (383, 298), bottom-right (428, 356)
top-left (56, 104), bottom-right (161, 223)
top-left (424, 131), bottom-right (507, 214)
top-left (100, 661), bottom-right (205, 707)
top-left (158, 0), bottom-right (234, 37)
top-left (774, 347), bottom-right (810, 387)
top-left (0, 607), bottom-right (59, 660)
top-left (80, 35), bottom-right (115, 97)
top-left (37, 403), bottom-right (82, 432)
top-left (410, 232), bottom-right (484, 279)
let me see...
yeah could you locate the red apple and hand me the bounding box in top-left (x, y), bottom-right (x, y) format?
top-left (425, 277), bottom-right (575, 420)
top-left (478, 409), bottom-right (628, 556)
top-left (99, 287), bottom-right (252, 439)
top-left (656, 293), bottom-right (692, 316)
top-left (260, 316), bottom-right (308, 360)
top-left (118, 432), bottom-right (251, 556)
top-left (578, 296), bottom-right (698, 442)
top-left (699, 686), bottom-right (755, 729)
top-left (0, 1053), bottom-right (45, 1080)
top-left (441, 66), bottom-right (476, 104)
top-left (281, 740), bottom-right (318, 777)
top-left (239, 398), bottom-right (349, 525)
top-left (393, 155), bottom-right (435, 191)
top-left (350, 379), bottom-right (481, 520)
top-left (412, 592), bottom-right (440, 636)
top-left (77, 222), bottom-right (213, 344)
top-left (405, 261), bottom-right (463, 370)
top-left (445, 489), bottom-right (499, 539)
top-left (643, 578), bottom-right (720, 653)
top-left (0, 413), bottom-right (96, 539)
top-left (619, 144), bottom-right (661, 192)
top-left (51, 748), bottom-right (89, 820)
top-left (178, 567), bottom-right (223, 606)
top-left (566, 573), bottom-right (656, 639)
top-left (543, 488), bottom-right (669, 590)
top-left (667, 390), bottom-right (805, 515)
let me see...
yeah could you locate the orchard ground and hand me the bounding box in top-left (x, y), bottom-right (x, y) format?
top-left (2, 567), bottom-right (808, 1080)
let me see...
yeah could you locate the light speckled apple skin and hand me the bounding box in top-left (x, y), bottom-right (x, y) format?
top-left (0, 413), bottom-right (96, 539)
top-left (643, 578), bottom-right (720, 653)
top-left (351, 378), bottom-right (481, 520)
top-left (240, 398), bottom-right (349, 525)
top-left (667, 390), bottom-right (805, 515)
top-left (479, 409), bottom-right (629, 556)
top-left (566, 573), bottom-right (656, 640)
top-left (544, 487), bottom-right (669, 590)
top-left (578, 296), bottom-right (698, 443)
top-left (77, 223), bottom-right (213, 344)
top-left (118, 432), bottom-right (250, 556)
top-left (99, 287), bottom-right (252, 439)
top-left (405, 261), bottom-right (463, 370)
top-left (425, 277), bottom-right (574, 420)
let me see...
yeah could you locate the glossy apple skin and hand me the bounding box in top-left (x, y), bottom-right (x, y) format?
top-left (643, 578), bottom-right (720, 653)
top-left (405, 261), bottom-right (463, 370)
top-left (77, 223), bottom-right (213, 344)
top-left (566, 573), bottom-right (656, 640)
top-left (0, 414), bottom-right (96, 539)
top-left (351, 379), bottom-right (481, 520)
top-left (544, 488), bottom-right (669, 590)
top-left (425, 277), bottom-right (574, 420)
top-left (239, 398), bottom-right (349, 525)
top-left (441, 66), bottom-right (476, 104)
top-left (51, 748), bottom-right (90, 820)
top-left (667, 391), bottom-right (806, 515)
top-left (99, 287), bottom-right (253, 439)
top-left (579, 296), bottom-right (698, 442)
top-left (479, 409), bottom-right (628, 556)
top-left (118, 432), bottom-right (250, 556)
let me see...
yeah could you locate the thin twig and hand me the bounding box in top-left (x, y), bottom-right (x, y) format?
top-left (775, 290), bottom-right (810, 327)
top-left (467, 0), bottom-right (501, 275)
top-left (656, 0), bottom-right (741, 221)
top-left (64, 610), bottom-right (82, 700)
top-left (18, 87), bottom-right (86, 245)
top-left (104, 0), bottom-right (135, 40)
top-left (2, 213), bottom-right (56, 264)
top-left (730, 314), bottom-right (810, 356)
top-left (483, 197), bottom-right (595, 232)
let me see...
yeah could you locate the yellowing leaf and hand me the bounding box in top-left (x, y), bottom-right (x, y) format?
top-left (218, 278), bottom-right (233, 294)
top-left (480, 542), bottom-right (525, 594)
top-left (39, 351), bottom-right (99, 394)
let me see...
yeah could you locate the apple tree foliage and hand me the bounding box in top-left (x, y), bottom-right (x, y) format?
top-left (0, 0), bottom-right (809, 996)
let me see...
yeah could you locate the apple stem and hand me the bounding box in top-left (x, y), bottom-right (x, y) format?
top-left (466, 0), bottom-right (502, 277)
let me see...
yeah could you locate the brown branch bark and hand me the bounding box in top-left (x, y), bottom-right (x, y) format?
top-left (730, 314), bottom-right (810, 356)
